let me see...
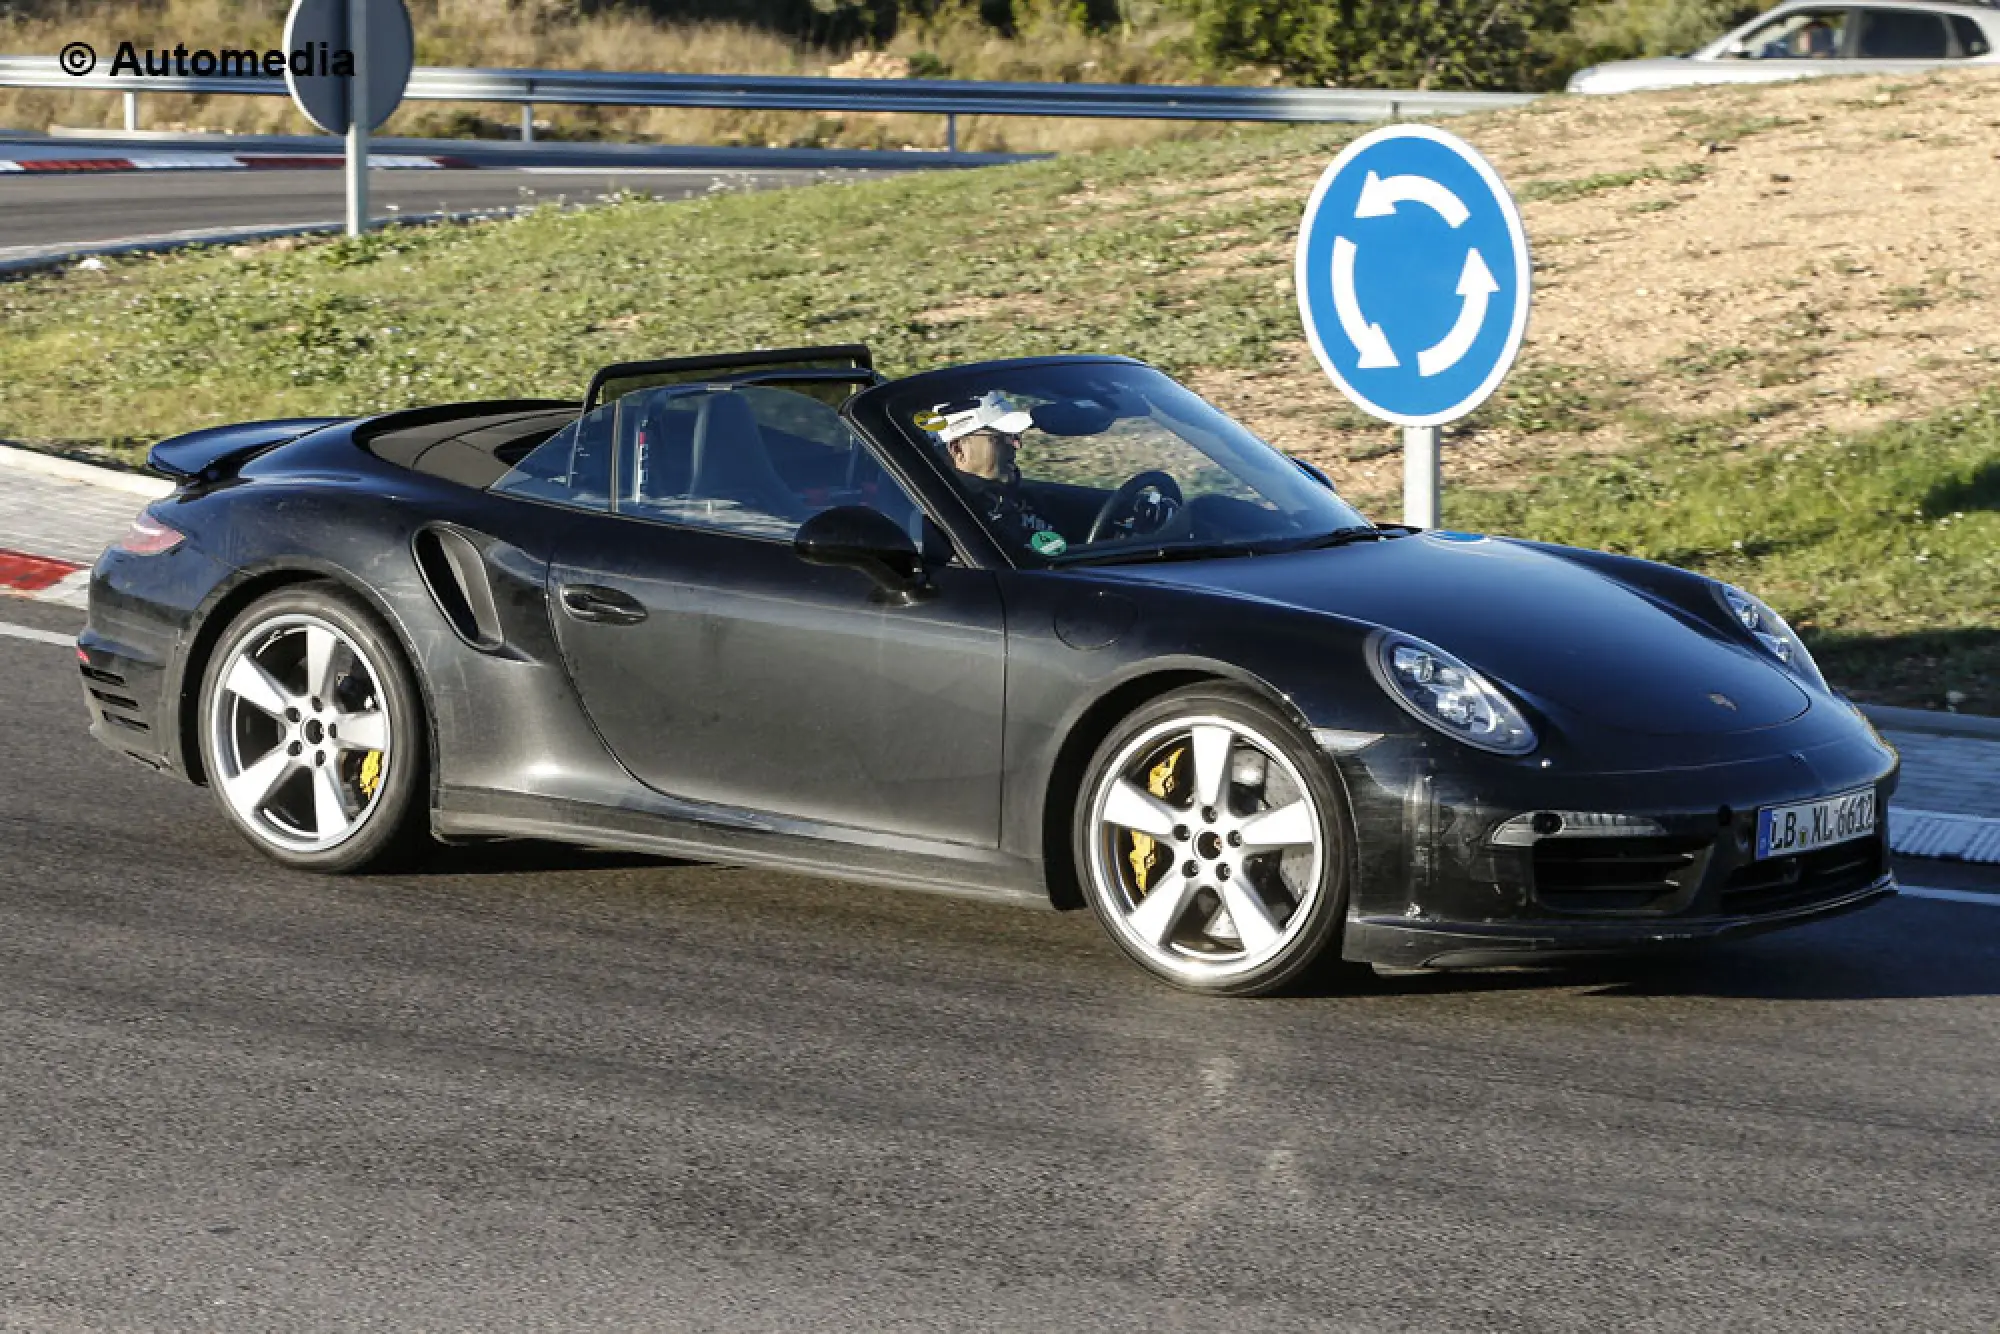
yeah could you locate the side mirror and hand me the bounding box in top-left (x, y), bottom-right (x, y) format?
top-left (794, 505), bottom-right (934, 604)
top-left (1290, 455), bottom-right (1338, 492)
top-left (1724, 37), bottom-right (1749, 57)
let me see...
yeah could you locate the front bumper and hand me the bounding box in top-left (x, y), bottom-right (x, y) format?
top-left (1345, 873), bottom-right (1894, 970)
top-left (1330, 711), bottom-right (1901, 969)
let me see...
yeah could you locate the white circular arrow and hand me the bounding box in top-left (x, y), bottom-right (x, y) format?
top-left (1332, 173), bottom-right (1500, 379)
top-left (1417, 248), bottom-right (1499, 378)
top-left (1355, 170), bottom-right (1470, 229)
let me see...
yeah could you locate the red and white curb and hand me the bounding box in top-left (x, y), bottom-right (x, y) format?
top-left (0, 152), bottom-right (471, 174)
top-left (0, 548), bottom-right (89, 606)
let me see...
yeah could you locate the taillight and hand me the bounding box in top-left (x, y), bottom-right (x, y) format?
top-left (115, 513), bottom-right (184, 555)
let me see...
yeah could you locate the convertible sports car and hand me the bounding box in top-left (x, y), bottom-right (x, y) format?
top-left (79, 346), bottom-right (1898, 995)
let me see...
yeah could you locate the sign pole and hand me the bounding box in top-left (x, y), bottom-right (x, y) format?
top-left (1403, 425), bottom-right (1440, 529)
top-left (344, 0), bottom-right (370, 236)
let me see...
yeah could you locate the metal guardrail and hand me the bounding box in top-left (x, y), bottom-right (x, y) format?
top-left (0, 54), bottom-right (1536, 149)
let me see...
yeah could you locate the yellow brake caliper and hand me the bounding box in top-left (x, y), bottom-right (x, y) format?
top-left (357, 750), bottom-right (383, 800)
top-left (1128, 745), bottom-right (1184, 896)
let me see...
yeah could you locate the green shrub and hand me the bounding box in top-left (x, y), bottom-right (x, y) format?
top-left (1169, 0), bottom-right (1578, 90)
top-left (1562, 0), bottom-right (1761, 62)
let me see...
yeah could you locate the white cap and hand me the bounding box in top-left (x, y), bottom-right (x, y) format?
top-left (929, 391), bottom-right (1034, 445)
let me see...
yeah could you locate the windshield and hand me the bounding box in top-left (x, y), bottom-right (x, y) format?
top-left (863, 361), bottom-right (1371, 566)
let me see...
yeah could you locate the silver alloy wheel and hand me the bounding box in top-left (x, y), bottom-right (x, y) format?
top-left (1086, 713), bottom-right (1325, 986)
top-left (207, 612), bottom-right (393, 854)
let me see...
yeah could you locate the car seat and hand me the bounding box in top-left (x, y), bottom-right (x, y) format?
top-left (687, 392), bottom-right (810, 522)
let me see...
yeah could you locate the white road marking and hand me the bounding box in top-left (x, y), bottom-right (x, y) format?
top-left (1897, 884), bottom-right (2000, 908)
top-left (0, 619), bottom-right (75, 648)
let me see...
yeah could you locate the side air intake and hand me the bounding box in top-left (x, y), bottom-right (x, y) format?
top-left (414, 526), bottom-right (504, 650)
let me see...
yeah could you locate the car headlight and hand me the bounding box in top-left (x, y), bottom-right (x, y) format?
top-left (1713, 584), bottom-right (1827, 690)
top-left (1370, 632), bottom-right (1537, 756)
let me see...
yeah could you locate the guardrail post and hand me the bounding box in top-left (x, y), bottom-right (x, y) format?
top-left (946, 112), bottom-right (957, 153)
top-left (123, 90), bottom-right (138, 132)
top-left (521, 101), bottom-right (535, 142)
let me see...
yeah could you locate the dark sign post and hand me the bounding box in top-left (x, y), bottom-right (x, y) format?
top-left (282, 0), bottom-right (414, 236)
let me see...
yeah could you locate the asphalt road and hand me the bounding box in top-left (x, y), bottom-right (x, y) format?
top-left (3, 595), bottom-right (1998, 1332)
top-left (0, 167), bottom-right (854, 253)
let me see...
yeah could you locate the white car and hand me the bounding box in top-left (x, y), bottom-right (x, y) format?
top-left (1567, 0), bottom-right (2000, 94)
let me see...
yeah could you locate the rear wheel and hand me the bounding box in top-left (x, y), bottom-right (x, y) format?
top-left (197, 583), bottom-right (428, 873)
top-left (1075, 685), bottom-right (1351, 996)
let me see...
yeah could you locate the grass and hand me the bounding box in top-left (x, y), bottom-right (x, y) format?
top-left (1886, 285), bottom-right (1933, 313)
top-left (0, 124), bottom-right (1357, 450)
top-left (0, 112), bottom-right (1994, 711)
top-left (0, 0), bottom-right (1221, 153)
top-left (1447, 402), bottom-right (2000, 713)
top-left (1668, 113), bottom-right (1800, 145)
top-left (1515, 162), bottom-right (1706, 204)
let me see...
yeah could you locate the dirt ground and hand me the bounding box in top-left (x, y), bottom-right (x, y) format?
top-left (1174, 67), bottom-right (2000, 498)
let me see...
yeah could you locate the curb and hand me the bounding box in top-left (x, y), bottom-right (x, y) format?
top-left (35, 127), bottom-right (1043, 173)
top-left (0, 152), bottom-right (464, 174)
top-left (1862, 702), bottom-right (2000, 742)
top-left (1891, 809), bottom-right (2000, 864)
top-left (0, 441), bottom-right (172, 497)
top-left (0, 205), bottom-right (519, 278)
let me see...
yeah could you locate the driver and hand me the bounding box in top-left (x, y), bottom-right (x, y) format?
top-left (932, 392), bottom-right (1067, 557)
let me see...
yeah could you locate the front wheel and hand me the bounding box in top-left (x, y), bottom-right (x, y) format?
top-left (197, 582), bottom-right (429, 873)
top-left (1075, 685), bottom-right (1351, 996)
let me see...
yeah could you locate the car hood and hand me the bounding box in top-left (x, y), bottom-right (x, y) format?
top-left (1569, 56), bottom-right (1813, 94)
top-left (1569, 56), bottom-right (1689, 90)
top-left (1095, 533), bottom-right (1809, 736)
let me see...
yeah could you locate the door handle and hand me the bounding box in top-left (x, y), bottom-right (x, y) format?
top-left (559, 583), bottom-right (648, 625)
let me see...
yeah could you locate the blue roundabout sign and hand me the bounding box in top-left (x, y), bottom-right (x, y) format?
top-left (1295, 124), bottom-right (1531, 429)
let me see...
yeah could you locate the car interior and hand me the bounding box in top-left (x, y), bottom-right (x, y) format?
top-left (363, 382), bottom-right (936, 547)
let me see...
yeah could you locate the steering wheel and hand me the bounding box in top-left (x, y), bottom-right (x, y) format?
top-left (1086, 470), bottom-right (1185, 544)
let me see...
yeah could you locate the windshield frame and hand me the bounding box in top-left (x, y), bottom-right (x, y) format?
top-left (845, 355), bottom-right (1371, 571)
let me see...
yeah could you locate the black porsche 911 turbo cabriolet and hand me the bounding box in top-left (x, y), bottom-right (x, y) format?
top-left (79, 344), bottom-right (1897, 995)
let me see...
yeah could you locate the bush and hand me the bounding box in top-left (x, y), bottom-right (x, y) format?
top-left (1562, 0), bottom-right (1761, 62)
top-left (1172, 0), bottom-right (1579, 91)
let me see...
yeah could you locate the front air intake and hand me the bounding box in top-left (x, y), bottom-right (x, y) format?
top-left (1531, 836), bottom-right (1712, 915)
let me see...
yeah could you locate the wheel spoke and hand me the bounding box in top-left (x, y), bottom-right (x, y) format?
top-left (303, 625), bottom-right (340, 702)
top-left (224, 747), bottom-right (295, 818)
top-left (224, 655), bottom-right (296, 720)
top-left (1218, 879), bottom-right (1284, 954)
top-left (1238, 800), bottom-right (1317, 852)
top-left (1102, 779), bottom-right (1180, 840)
top-left (1190, 724), bottom-right (1234, 809)
top-left (334, 709), bottom-right (388, 753)
top-left (310, 763), bottom-right (352, 839)
top-left (1126, 869), bottom-right (1199, 947)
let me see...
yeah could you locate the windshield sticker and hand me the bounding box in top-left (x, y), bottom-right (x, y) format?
top-left (1030, 530), bottom-right (1068, 557)
top-left (913, 408), bottom-right (949, 432)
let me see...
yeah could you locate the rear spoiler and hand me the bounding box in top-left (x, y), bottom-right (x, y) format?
top-left (146, 417), bottom-right (348, 483)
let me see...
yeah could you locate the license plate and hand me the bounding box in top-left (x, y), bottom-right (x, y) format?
top-left (1755, 789), bottom-right (1877, 860)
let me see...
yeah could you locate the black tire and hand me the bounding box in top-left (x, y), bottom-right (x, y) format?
top-left (1073, 683), bottom-right (1353, 997)
top-left (196, 581), bottom-right (430, 873)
